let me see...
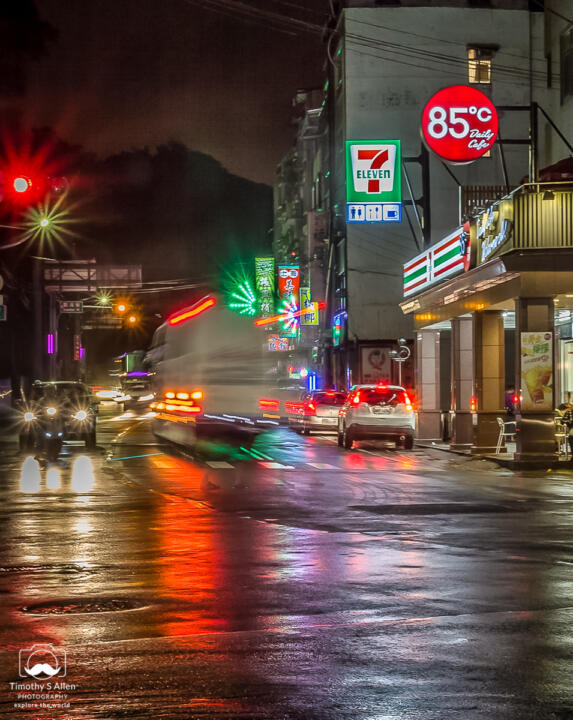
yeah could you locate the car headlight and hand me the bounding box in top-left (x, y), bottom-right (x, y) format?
top-left (74, 410), bottom-right (88, 421)
top-left (46, 407), bottom-right (57, 416)
top-left (24, 411), bottom-right (36, 422)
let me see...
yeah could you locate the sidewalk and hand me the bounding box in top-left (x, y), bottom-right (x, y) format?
top-left (416, 439), bottom-right (572, 470)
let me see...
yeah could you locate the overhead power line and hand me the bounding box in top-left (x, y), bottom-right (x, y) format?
top-left (180, 0), bottom-right (324, 36)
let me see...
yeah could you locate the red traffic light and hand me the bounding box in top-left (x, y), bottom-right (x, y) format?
top-left (12, 176), bottom-right (33, 193)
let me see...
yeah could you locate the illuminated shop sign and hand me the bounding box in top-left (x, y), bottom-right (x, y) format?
top-left (267, 335), bottom-right (294, 352)
top-left (403, 224), bottom-right (471, 298)
top-left (332, 310), bottom-right (347, 347)
top-left (277, 265), bottom-right (300, 299)
top-left (474, 199), bottom-right (514, 264)
top-left (299, 287), bottom-right (318, 326)
top-left (421, 85), bottom-right (498, 164)
top-left (255, 257), bottom-right (275, 317)
top-left (345, 140), bottom-right (402, 223)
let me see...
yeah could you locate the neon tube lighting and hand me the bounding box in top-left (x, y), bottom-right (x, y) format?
top-left (169, 297), bottom-right (216, 326)
top-left (254, 301), bottom-right (325, 327)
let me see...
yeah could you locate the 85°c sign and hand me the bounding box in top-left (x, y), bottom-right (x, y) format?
top-left (421, 85), bottom-right (498, 164)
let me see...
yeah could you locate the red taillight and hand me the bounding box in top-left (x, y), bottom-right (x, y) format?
top-left (259, 398), bottom-right (280, 412)
top-left (304, 402), bottom-right (316, 416)
top-left (403, 392), bottom-right (413, 412)
top-left (351, 392), bottom-right (361, 406)
top-left (325, 391), bottom-right (335, 397)
top-left (512, 394), bottom-right (519, 404)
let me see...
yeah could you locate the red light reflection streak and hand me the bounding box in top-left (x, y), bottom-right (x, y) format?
top-left (168, 297), bottom-right (216, 326)
top-left (254, 301), bottom-right (326, 327)
top-left (150, 455), bottom-right (289, 637)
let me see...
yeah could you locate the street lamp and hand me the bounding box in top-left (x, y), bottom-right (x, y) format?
top-left (389, 338), bottom-right (411, 387)
top-left (96, 291), bottom-right (112, 306)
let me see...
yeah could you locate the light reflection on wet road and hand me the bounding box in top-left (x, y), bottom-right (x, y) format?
top-left (1, 409), bottom-right (573, 718)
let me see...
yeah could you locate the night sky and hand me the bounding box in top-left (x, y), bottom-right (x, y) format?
top-left (24, 0), bottom-right (328, 185)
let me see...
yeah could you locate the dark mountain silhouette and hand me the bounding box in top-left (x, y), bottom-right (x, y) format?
top-left (88, 142), bottom-right (273, 282)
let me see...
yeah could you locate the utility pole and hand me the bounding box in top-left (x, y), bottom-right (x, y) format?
top-left (33, 258), bottom-right (44, 380)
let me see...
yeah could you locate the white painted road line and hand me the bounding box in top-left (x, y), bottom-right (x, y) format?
top-left (206, 461), bottom-right (235, 469)
top-left (307, 463), bottom-right (337, 470)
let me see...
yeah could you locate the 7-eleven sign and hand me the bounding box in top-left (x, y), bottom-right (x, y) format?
top-left (346, 140), bottom-right (401, 203)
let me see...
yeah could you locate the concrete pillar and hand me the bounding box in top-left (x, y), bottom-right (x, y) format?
top-left (515, 298), bottom-right (556, 461)
top-left (473, 310), bottom-right (505, 453)
top-left (415, 329), bottom-right (442, 440)
top-left (450, 316), bottom-right (474, 449)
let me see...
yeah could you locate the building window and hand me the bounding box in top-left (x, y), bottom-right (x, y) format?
top-left (561, 26), bottom-right (573, 103)
top-left (468, 47), bottom-right (492, 84)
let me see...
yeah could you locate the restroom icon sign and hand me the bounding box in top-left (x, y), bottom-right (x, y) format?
top-left (346, 202), bottom-right (401, 224)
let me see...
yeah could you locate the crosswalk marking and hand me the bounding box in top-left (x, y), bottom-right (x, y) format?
top-left (206, 461), bottom-right (234, 469)
top-left (259, 461), bottom-right (295, 469)
top-left (307, 463), bottom-right (337, 470)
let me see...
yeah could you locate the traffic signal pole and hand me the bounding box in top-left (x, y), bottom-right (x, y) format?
top-left (33, 258), bottom-right (44, 380)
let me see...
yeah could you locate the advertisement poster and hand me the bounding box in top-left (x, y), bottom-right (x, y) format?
top-left (277, 265), bottom-right (300, 299)
top-left (361, 346), bottom-right (392, 384)
top-left (299, 288), bottom-right (318, 326)
top-left (520, 332), bottom-right (553, 411)
top-left (268, 335), bottom-right (293, 352)
top-left (255, 257), bottom-right (274, 317)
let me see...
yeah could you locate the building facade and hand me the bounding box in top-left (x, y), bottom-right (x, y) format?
top-left (273, 1), bottom-right (571, 402)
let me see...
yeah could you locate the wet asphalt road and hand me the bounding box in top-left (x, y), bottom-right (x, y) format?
top-left (2, 408), bottom-right (573, 719)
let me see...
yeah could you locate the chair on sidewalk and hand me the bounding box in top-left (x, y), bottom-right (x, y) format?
top-left (555, 418), bottom-right (569, 458)
top-left (496, 417), bottom-right (516, 454)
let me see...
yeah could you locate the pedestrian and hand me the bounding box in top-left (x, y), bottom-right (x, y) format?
top-left (561, 405), bottom-right (573, 459)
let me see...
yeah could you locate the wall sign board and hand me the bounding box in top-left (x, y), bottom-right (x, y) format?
top-left (403, 224), bottom-right (471, 297)
top-left (346, 140), bottom-right (402, 223)
top-left (421, 86), bottom-right (498, 164)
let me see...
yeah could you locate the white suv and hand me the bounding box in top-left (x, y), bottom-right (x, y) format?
top-left (337, 384), bottom-right (415, 450)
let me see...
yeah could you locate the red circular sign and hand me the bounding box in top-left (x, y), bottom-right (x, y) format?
top-left (421, 85), bottom-right (498, 164)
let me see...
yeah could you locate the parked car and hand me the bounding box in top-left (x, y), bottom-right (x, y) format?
top-left (337, 384), bottom-right (415, 450)
top-left (19, 381), bottom-right (99, 460)
top-left (286, 390), bottom-right (347, 434)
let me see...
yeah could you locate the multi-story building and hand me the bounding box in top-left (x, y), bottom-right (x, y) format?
top-left (274, 1), bottom-right (572, 418)
top-left (393, 0), bottom-right (573, 459)
top-left (273, 88), bottom-right (329, 376)
top-left (322, 0), bottom-right (553, 391)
